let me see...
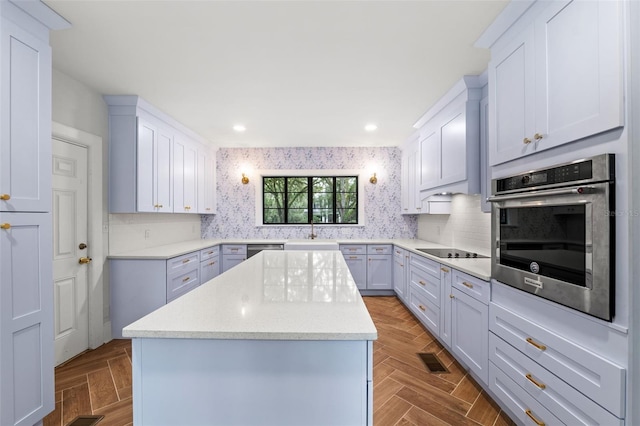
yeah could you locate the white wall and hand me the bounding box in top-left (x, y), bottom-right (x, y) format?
top-left (109, 213), bottom-right (201, 253)
top-left (416, 194), bottom-right (491, 255)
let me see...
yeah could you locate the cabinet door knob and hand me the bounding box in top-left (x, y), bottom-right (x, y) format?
top-left (523, 137), bottom-right (532, 144)
top-left (418, 280), bottom-right (426, 286)
top-left (534, 133), bottom-right (544, 141)
top-left (440, 267), bottom-right (449, 273)
top-left (418, 305), bottom-right (426, 312)
top-left (1, 223), bottom-right (11, 230)
top-left (449, 294), bottom-right (454, 299)
top-left (79, 257), bottom-right (92, 264)
top-left (0, 194), bottom-right (10, 200)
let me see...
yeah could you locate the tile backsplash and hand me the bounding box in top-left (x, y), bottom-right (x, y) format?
top-left (109, 213), bottom-right (201, 253)
top-left (417, 194), bottom-right (491, 255)
top-left (202, 147), bottom-right (417, 239)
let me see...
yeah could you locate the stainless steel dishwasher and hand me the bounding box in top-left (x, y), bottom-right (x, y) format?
top-left (246, 244), bottom-right (284, 258)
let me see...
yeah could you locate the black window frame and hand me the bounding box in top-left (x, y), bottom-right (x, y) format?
top-left (262, 176), bottom-right (359, 225)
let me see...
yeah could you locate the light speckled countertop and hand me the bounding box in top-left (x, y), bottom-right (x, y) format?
top-left (122, 251), bottom-right (378, 340)
top-left (109, 238), bottom-right (492, 281)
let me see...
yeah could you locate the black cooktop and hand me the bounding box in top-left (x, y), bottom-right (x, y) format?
top-left (417, 248), bottom-right (488, 259)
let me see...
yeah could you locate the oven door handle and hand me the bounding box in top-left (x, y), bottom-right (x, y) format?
top-left (488, 186), bottom-right (596, 202)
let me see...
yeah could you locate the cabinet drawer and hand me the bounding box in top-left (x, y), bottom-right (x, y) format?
top-left (490, 333), bottom-right (623, 426)
top-left (367, 244), bottom-right (392, 255)
top-left (489, 362), bottom-right (563, 426)
top-left (222, 244), bottom-right (246, 255)
top-left (409, 253), bottom-right (440, 279)
top-left (340, 245), bottom-right (366, 255)
top-left (167, 252), bottom-right (200, 276)
top-left (409, 283), bottom-right (439, 336)
top-left (409, 265), bottom-right (439, 306)
top-left (167, 267), bottom-right (200, 302)
top-left (200, 256), bottom-right (220, 284)
top-left (199, 246), bottom-right (219, 261)
top-left (490, 303), bottom-right (625, 417)
top-left (452, 269), bottom-right (489, 305)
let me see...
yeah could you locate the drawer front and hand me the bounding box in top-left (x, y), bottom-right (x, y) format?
top-left (489, 333), bottom-right (623, 426)
top-left (167, 252), bottom-right (200, 275)
top-left (200, 246), bottom-right (220, 261)
top-left (340, 244), bottom-right (366, 255)
top-left (452, 269), bottom-right (489, 305)
top-left (489, 362), bottom-right (563, 426)
top-left (409, 253), bottom-right (440, 279)
top-left (167, 267), bottom-right (200, 302)
top-left (200, 257), bottom-right (220, 283)
top-left (367, 244), bottom-right (392, 255)
top-left (490, 303), bottom-right (626, 417)
top-left (222, 244), bottom-right (247, 255)
top-left (409, 283), bottom-right (439, 336)
top-left (410, 266), bottom-right (439, 306)
top-left (393, 247), bottom-right (406, 260)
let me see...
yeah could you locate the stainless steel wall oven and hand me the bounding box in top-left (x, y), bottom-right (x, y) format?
top-left (489, 154), bottom-right (615, 321)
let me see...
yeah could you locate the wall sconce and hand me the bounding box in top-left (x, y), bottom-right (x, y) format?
top-left (241, 173), bottom-right (249, 184)
top-left (369, 173), bottom-right (377, 184)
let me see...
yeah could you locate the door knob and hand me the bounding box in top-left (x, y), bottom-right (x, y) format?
top-left (0, 194), bottom-right (10, 200)
top-left (79, 257), bottom-right (92, 264)
top-left (79, 243), bottom-right (87, 250)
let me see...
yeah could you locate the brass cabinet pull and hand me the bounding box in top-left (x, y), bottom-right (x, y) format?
top-left (185, 206), bottom-right (191, 210)
top-left (0, 223), bottom-right (10, 230)
top-left (78, 257), bottom-right (92, 264)
top-left (418, 280), bottom-right (426, 286)
top-left (0, 194), bottom-right (10, 200)
top-left (462, 281), bottom-right (474, 289)
top-left (208, 251), bottom-right (214, 254)
top-left (525, 409), bottom-right (545, 426)
top-left (209, 261), bottom-right (216, 266)
top-left (523, 137), bottom-right (532, 144)
top-left (206, 208), bottom-right (211, 211)
top-left (534, 133), bottom-right (544, 141)
top-left (449, 294), bottom-right (454, 299)
top-left (525, 373), bottom-right (546, 390)
top-left (182, 276), bottom-right (190, 282)
top-left (526, 337), bottom-right (547, 351)
top-left (349, 256), bottom-right (358, 259)
top-left (418, 304), bottom-right (426, 311)
top-left (182, 259), bottom-right (190, 264)
top-left (440, 267), bottom-right (449, 273)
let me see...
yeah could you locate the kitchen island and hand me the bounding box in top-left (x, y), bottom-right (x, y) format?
top-left (123, 250), bottom-right (377, 425)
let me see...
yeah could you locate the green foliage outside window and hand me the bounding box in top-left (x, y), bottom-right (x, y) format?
top-left (263, 176), bottom-right (358, 224)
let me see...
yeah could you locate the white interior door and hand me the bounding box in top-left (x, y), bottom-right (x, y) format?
top-left (52, 139), bottom-right (89, 365)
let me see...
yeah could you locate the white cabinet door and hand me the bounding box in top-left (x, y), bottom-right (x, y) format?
top-left (174, 138), bottom-right (197, 213)
top-left (367, 255), bottom-right (393, 290)
top-left (136, 119), bottom-right (156, 212)
top-left (440, 111), bottom-right (467, 186)
top-left (0, 19), bottom-right (51, 213)
top-left (0, 213), bottom-right (54, 426)
top-left (392, 249), bottom-right (406, 300)
top-left (489, 25), bottom-right (536, 166)
top-left (343, 255), bottom-right (367, 290)
top-left (198, 149), bottom-right (217, 214)
top-left (155, 127), bottom-right (173, 213)
top-left (534, 0), bottom-right (623, 151)
top-left (451, 288), bottom-right (489, 384)
top-left (419, 128), bottom-right (439, 190)
top-left (401, 140), bottom-right (420, 214)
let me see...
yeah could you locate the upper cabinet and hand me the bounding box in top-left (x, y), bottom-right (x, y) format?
top-left (479, 0), bottom-right (624, 165)
top-left (105, 96), bottom-right (217, 214)
top-left (400, 133), bottom-right (419, 214)
top-left (412, 75), bottom-right (483, 200)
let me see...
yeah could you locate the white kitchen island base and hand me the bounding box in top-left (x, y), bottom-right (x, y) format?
top-left (132, 338), bottom-right (373, 425)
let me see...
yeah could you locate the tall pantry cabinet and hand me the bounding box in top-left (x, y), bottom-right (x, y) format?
top-left (0, 1), bottom-right (69, 425)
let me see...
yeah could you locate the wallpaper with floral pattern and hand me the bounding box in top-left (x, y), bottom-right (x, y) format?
top-left (201, 147), bottom-right (417, 239)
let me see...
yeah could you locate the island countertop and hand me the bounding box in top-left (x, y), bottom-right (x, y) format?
top-left (123, 250), bottom-right (378, 341)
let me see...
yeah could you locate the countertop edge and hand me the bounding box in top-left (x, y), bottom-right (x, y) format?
top-left (121, 330), bottom-right (378, 340)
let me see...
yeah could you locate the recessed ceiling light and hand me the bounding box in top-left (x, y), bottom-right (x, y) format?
top-left (233, 124), bottom-right (246, 132)
top-left (364, 123), bottom-right (378, 132)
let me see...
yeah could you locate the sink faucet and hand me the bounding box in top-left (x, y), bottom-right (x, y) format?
top-left (309, 219), bottom-right (317, 240)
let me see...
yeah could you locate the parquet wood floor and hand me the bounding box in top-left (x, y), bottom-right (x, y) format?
top-left (43, 296), bottom-right (514, 426)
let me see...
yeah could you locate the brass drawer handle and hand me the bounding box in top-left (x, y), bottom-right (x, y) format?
top-left (0, 194), bottom-right (10, 200)
top-left (349, 256), bottom-right (358, 259)
top-left (0, 223), bottom-right (10, 230)
top-left (182, 259), bottom-right (190, 264)
top-left (440, 267), bottom-right (449, 273)
top-left (462, 281), bottom-right (474, 289)
top-left (525, 373), bottom-right (546, 390)
top-left (526, 337), bottom-right (547, 351)
top-left (209, 261), bottom-right (216, 266)
top-left (418, 305), bottom-right (426, 312)
top-left (418, 280), bottom-right (426, 286)
top-left (206, 208), bottom-right (211, 211)
top-left (207, 251), bottom-right (214, 254)
top-left (182, 276), bottom-right (190, 282)
top-left (154, 204), bottom-right (164, 208)
top-left (525, 409), bottom-right (545, 426)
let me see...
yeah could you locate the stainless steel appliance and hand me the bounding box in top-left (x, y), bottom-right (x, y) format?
top-left (247, 244), bottom-right (284, 258)
top-left (416, 248), bottom-right (488, 259)
top-left (489, 154), bottom-right (615, 321)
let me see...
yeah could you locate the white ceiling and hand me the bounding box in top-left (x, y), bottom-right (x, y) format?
top-left (45, 0), bottom-right (508, 148)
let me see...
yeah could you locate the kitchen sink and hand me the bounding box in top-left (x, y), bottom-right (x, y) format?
top-left (284, 239), bottom-right (340, 251)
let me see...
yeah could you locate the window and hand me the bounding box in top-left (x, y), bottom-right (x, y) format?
top-left (263, 176), bottom-right (358, 224)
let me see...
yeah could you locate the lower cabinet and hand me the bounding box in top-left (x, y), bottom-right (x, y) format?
top-left (221, 244), bottom-right (247, 273)
top-left (111, 247), bottom-right (219, 338)
top-left (200, 246), bottom-right (220, 283)
top-left (392, 248), bottom-right (409, 302)
top-left (340, 244), bottom-right (393, 293)
top-left (451, 288), bottom-right (488, 384)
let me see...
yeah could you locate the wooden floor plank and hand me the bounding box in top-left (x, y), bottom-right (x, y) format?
top-left (403, 405), bottom-right (453, 426)
top-left (373, 377), bottom-right (404, 409)
top-left (494, 410), bottom-right (518, 426)
top-left (87, 367), bottom-right (119, 411)
top-left (62, 382), bottom-right (92, 425)
top-left (451, 373), bottom-right (483, 405)
top-left (108, 355), bottom-right (133, 392)
top-left (381, 357), bottom-right (457, 394)
top-left (466, 390), bottom-right (501, 426)
top-left (93, 397), bottom-right (133, 426)
top-left (396, 387), bottom-right (482, 426)
top-left (373, 395), bottom-right (412, 426)
top-left (43, 400), bottom-right (62, 426)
